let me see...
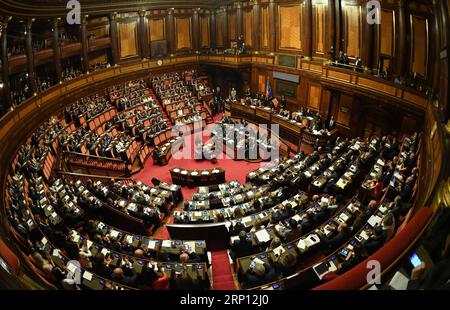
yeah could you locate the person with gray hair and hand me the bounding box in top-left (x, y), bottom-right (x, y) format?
top-left (242, 259), bottom-right (277, 289)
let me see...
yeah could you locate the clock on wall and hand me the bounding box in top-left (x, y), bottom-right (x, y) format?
top-left (157, 59), bottom-right (163, 66)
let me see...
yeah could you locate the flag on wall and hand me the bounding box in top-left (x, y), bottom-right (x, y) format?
top-left (265, 79), bottom-right (273, 100)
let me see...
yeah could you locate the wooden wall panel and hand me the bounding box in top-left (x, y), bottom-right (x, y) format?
top-left (401, 114), bottom-right (418, 135)
top-left (337, 94), bottom-right (353, 127)
top-left (119, 21), bottom-right (138, 58)
top-left (345, 5), bottom-right (361, 58)
top-left (229, 12), bottom-right (237, 41)
top-left (307, 84), bottom-right (321, 110)
top-left (216, 13), bottom-right (226, 47)
top-left (89, 51), bottom-right (108, 65)
top-left (278, 4), bottom-right (302, 50)
top-left (149, 18), bottom-right (165, 41)
top-left (175, 17), bottom-right (191, 50)
top-left (88, 26), bottom-right (109, 38)
top-left (200, 16), bottom-right (210, 48)
top-left (244, 10), bottom-right (253, 46)
top-left (313, 3), bottom-right (326, 55)
top-left (261, 6), bottom-right (269, 48)
top-left (380, 10), bottom-right (394, 56)
top-left (411, 15), bottom-right (428, 78)
top-left (258, 73), bottom-right (266, 93)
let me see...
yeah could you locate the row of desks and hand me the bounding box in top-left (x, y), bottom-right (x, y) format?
top-left (230, 102), bottom-right (338, 149)
top-left (170, 167), bottom-right (226, 187)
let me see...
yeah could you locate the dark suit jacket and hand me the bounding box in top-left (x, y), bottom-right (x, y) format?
top-left (407, 259), bottom-right (450, 290)
top-left (231, 238), bottom-right (254, 259)
top-left (243, 263), bottom-right (277, 289)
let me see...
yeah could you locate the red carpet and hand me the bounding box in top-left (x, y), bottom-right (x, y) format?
top-left (132, 124), bottom-right (271, 197)
top-left (131, 126), bottom-right (265, 290)
top-left (130, 116), bottom-right (314, 290)
top-left (211, 249), bottom-right (236, 290)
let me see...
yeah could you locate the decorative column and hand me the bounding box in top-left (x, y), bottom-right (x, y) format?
top-left (138, 10), bottom-right (149, 59)
top-left (236, 2), bottom-right (243, 40)
top-left (328, 0), bottom-right (337, 53)
top-left (25, 19), bottom-right (37, 94)
top-left (395, 0), bottom-right (407, 77)
top-left (1, 20), bottom-right (12, 110)
top-left (192, 8), bottom-right (200, 52)
top-left (222, 8), bottom-right (229, 49)
top-left (252, 0), bottom-right (261, 52)
top-left (80, 15), bottom-right (89, 73)
top-left (362, 4), bottom-right (375, 69)
top-left (166, 8), bottom-right (175, 55)
top-left (110, 13), bottom-right (120, 65)
top-left (268, 0), bottom-right (276, 52)
top-left (210, 10), bottom-right (217, 49)
top-left (304, 0), bottom-right (313, 58)
top-left (52, 18), bottom-right (62, 82)
top-left (335, 0), bottom-right (343, 52)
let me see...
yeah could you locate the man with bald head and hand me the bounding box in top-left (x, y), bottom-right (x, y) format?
top-left (111, 257), bottom-right (138, 285)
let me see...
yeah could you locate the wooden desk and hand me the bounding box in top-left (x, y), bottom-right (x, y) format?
top-left (302, 128), bottom-right (338, 147)
top-left (170, 167), bottom-right (226, 187)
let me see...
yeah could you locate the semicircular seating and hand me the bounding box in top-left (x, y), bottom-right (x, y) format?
top-left (2, 68), bottom-right (423, 291)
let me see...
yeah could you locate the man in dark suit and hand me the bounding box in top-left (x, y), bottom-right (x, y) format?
top-left (230, 231), bottom-right (255, 261)
top-left (280, 96), bottom-right (287, 109)
top-left (242, 262), bottom-right (277, 289)
top-left (300, 211), bottom-right (315, 233)
top-left (279, 219), bottom-right (302, 243)
top-left (407, 258), bottom-right (450, 290)
top-left (92, 252), bottom-right (114, 278)
top-left (364, 225), bottom-right (385, 255)
top-left (112, 261), bottom-right (138, 286)
top-left (322, 222), bottom-right (350, 252)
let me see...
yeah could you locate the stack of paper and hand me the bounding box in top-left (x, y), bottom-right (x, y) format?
top-left (339, 213), bottom-right (350, 222)
top-left (162, 240), bottom-right (172, 248)
top-left (297, 239), bottom-right (307, 251)
top-left (255, 230), bottom-right (271, 243)
top-left (389, 271), bottom-right (410, 290)
top-left (110, 230), bottom-right (119, 238)
top-left (82, 271), bottom-right (93, 281)
top-left (368, 215), bottom-right (382, 227)
top-left (306, 234), bottom-right (320, 247)
top-left (147, 240), bottom-right (157, 250)
top-left (273, 245), bottom-right (286, 257)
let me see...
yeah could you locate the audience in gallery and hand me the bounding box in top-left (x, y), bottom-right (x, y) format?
top-left (88, 62), bottom-right (111, 72)
top-left (62, 65), bottom-right (83, 82)
top-left (327, 46), bottom-right (431, 95)
top-left (8, 43), bottom-right (26, 56)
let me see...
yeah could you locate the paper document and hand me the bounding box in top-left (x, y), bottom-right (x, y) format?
top-left (255, 230), bottom-right (271, 243)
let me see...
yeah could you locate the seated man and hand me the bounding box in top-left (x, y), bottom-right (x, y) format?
top-left (364, 225), bottom-right (385, 255)
top-left (321, 222), bottom-right (351, 252)
top-left (273, 252), bottom-right (298, 277)
top-left (242, 261), bottom-right (277, 289)
top-left (278, 219), bottom-right (302, 243)
top-left (230, 231), bottom-right (255, 261)
top-left (111, 260), bottom-right (138, 286)
top-left (407, 258), bottom-right (450, 290)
